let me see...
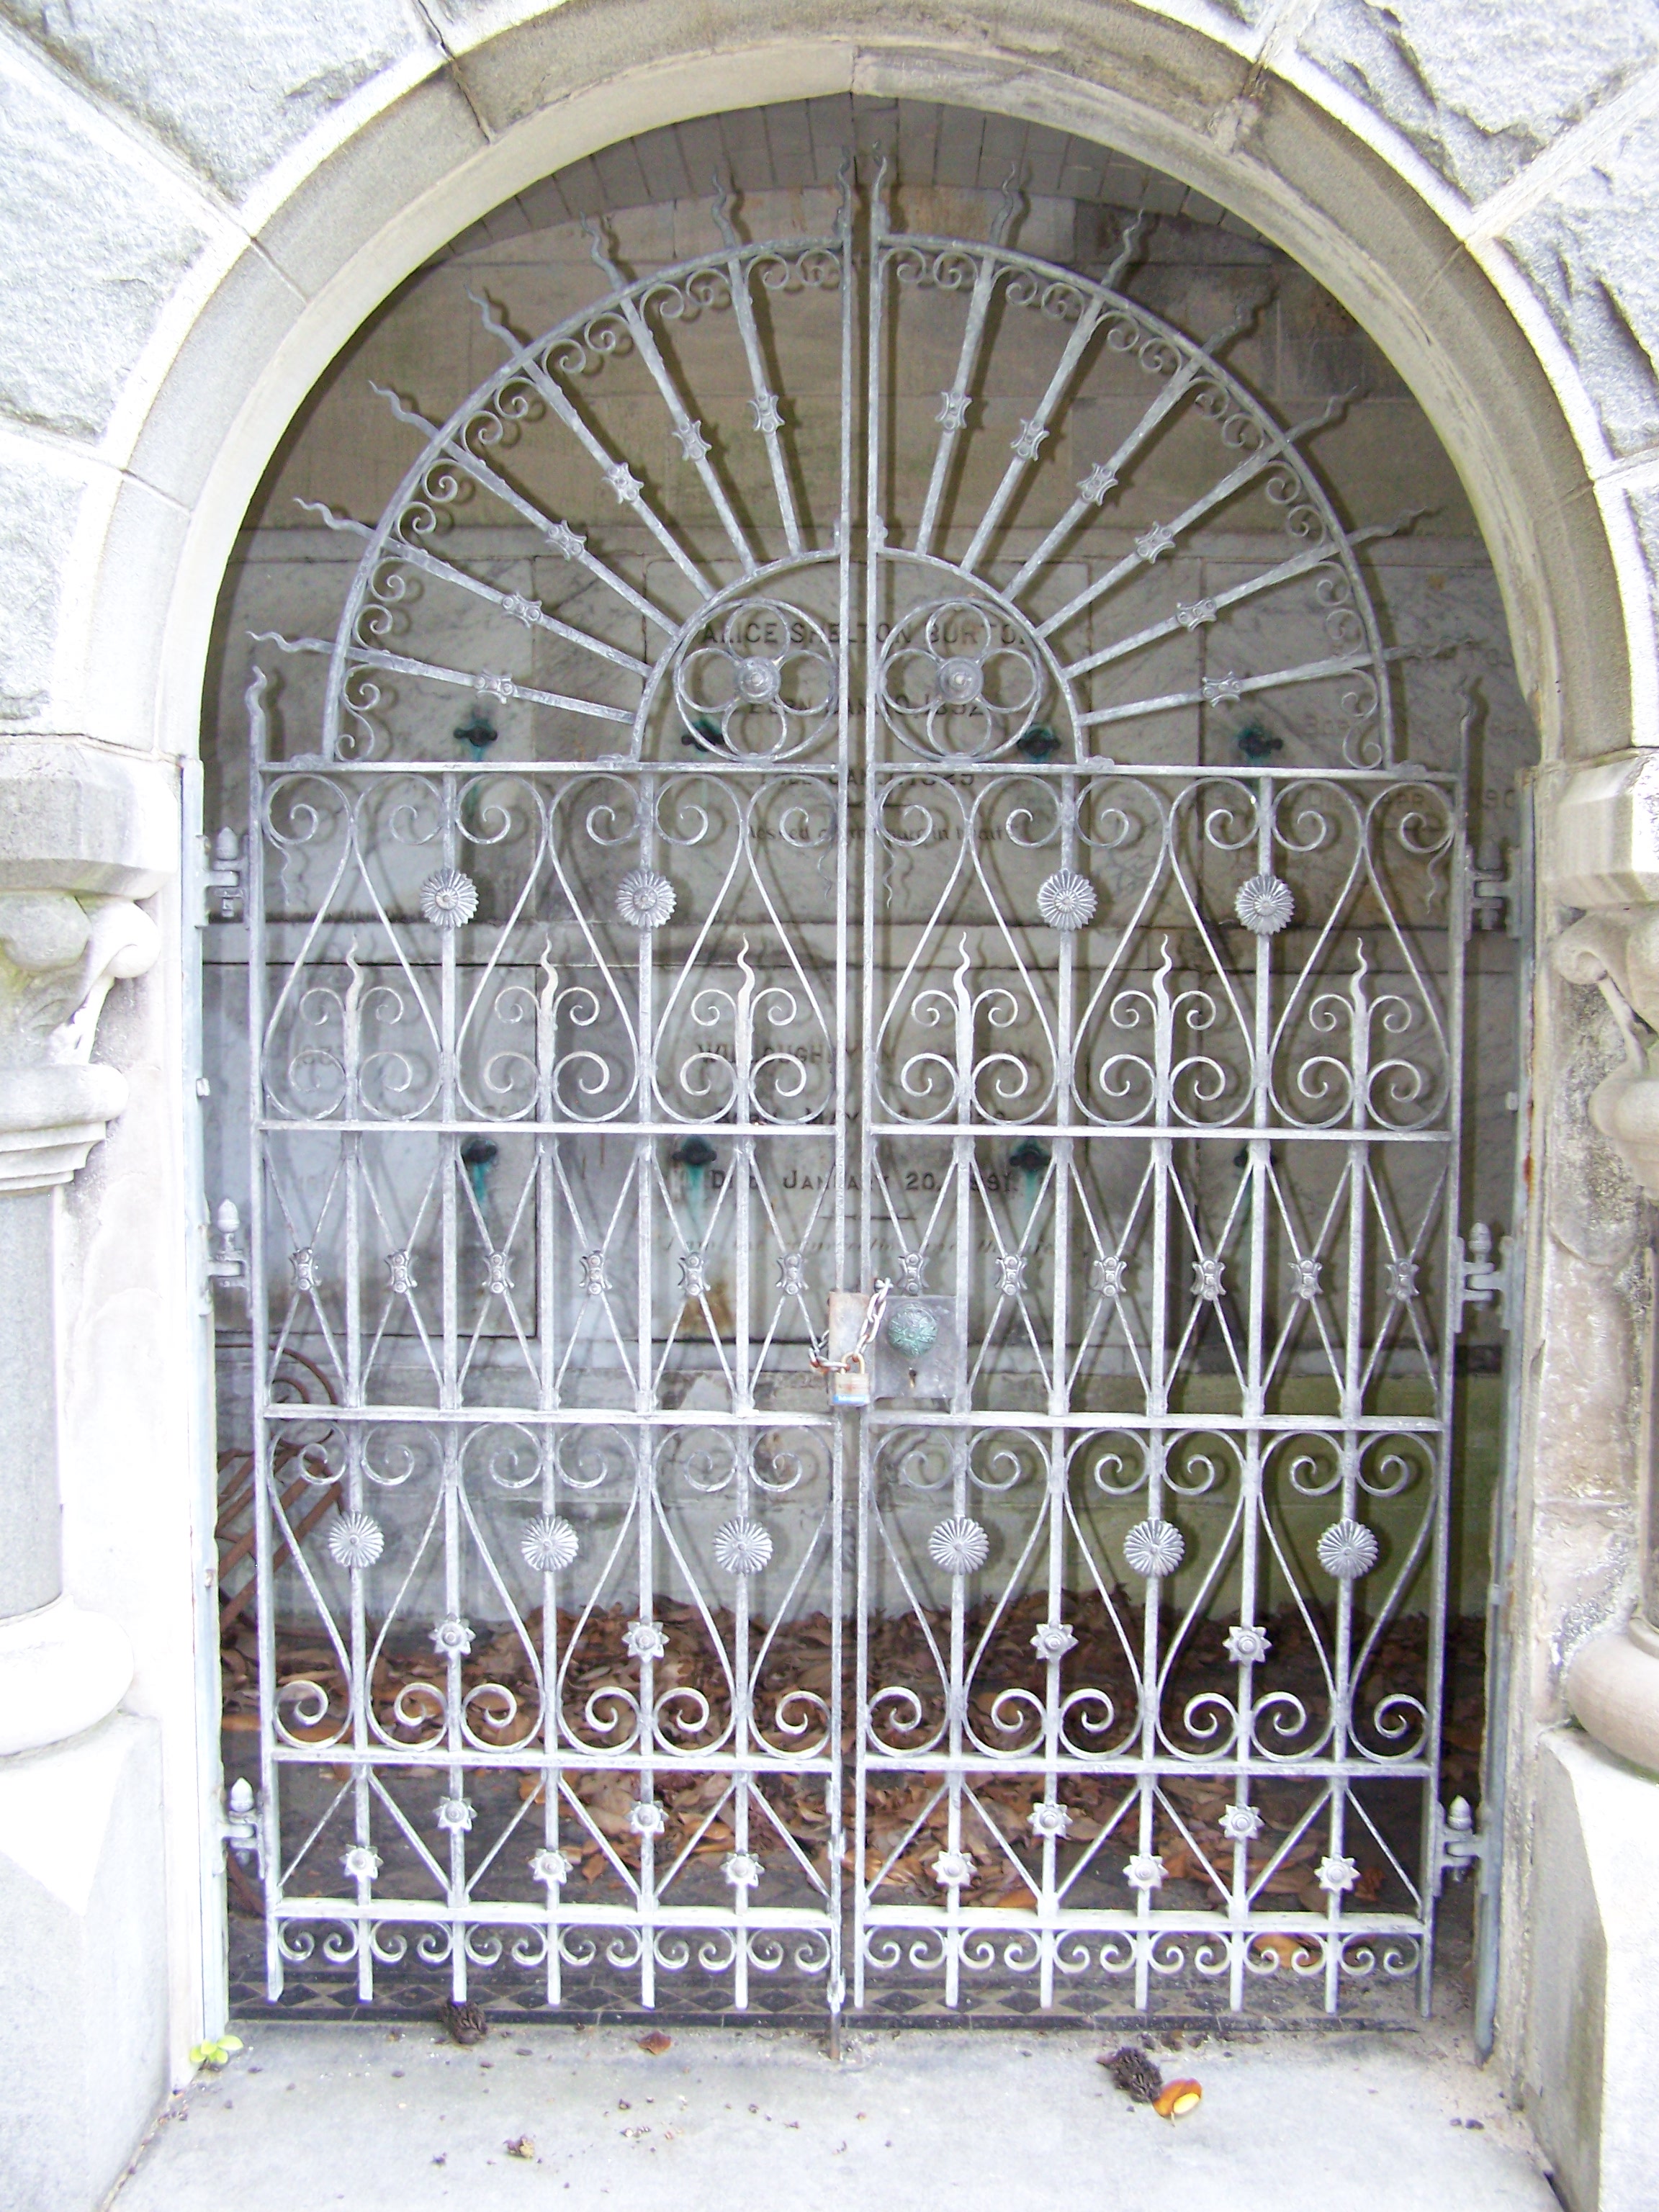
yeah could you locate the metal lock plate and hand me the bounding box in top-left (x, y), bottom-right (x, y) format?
top-left (872, 1294), bottom-right (960, 1403)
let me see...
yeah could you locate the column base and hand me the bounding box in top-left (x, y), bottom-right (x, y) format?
top-left (0, 1713), bottom-right (168, 2211)
top-left (1564, 1621), bottom-right (1659, 1774)
top-left (1528, 1730), bottom-right (1659, 2212)
top-left (0, 1596), bottom-right (132, 1757)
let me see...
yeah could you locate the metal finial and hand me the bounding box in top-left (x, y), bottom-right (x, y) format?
top-left (989, 163), bottom-right (1026, 248)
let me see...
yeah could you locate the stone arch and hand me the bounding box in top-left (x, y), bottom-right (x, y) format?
top-left (81, 0), bottom-right (1631, 782)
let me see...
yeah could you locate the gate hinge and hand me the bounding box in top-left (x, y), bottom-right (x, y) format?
top-left (221, 1777), bottom-right (265, 1874)
top-left (1452, 1222), bottom-right (1516, 1334)
top-left (1469, 843), bottom-right (1519, 938)
top-left (201, 827), bottom-right (246, 923)
top-left (206, 1199), bottom-right (250, 1302)
top-left (1434, 1795), bottom-right (1485, 1889)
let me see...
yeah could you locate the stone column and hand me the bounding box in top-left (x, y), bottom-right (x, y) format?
top-left (0, 739), bottom-right (176, 2211)
top-left (1543, 754), bottom-right (1659, 1774)
top-left (0, 765), bottom-right (166, 1753)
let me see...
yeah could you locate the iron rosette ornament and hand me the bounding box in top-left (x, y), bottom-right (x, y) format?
top-left (672, 595), bottom-right (837, 761)
top-left (876, 593), bottom-right (1059, 763)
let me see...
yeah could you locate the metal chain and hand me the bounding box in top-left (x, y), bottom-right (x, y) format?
top-left (808, 1278), bottom-right (891, 1375)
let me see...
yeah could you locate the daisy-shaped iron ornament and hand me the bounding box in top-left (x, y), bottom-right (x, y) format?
top-left (1233, 873), bottom-right (1295, 935)
top-left (419, 868), bottom-right (479, 928)
top-left (713, 1518), bottom-right (773, 1576)
top-left (929, 1516), bottom-right (991, 1575)
top-left (521, 1516), bottom-right (580, 1573)
top-left (1036, 869), bottom-right (1099, 931)
top-left (616, 869), bottom-right (677, 930)
top-left (326, 1512), bottom-right (384, 1570)
top-left (1123, 1517), bottom-right (1186, 1578)
top-left (1317, 1518), bottom-right (1380, 1581)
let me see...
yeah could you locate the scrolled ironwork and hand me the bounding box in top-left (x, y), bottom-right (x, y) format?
top-left (230, 173), bottom-right (1468, 2031)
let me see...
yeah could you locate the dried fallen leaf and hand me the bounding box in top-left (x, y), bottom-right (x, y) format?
top-left (637, 2029), bottom-right (673, 2056)
top-left (505, 2136), bottom-right (536, 2161)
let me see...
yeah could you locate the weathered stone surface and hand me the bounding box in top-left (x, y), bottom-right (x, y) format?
top-left (1627, 484), bottom-right (1659, 620)
top-left (1504, 117), bottom-right (1659, 459)
top-left (0, 740), bottom-right (174, 896)
top-left (1302, 0), bottom-right (1659, 207)
top-left (1201, 0), bottom-right (1272, 24)
top-left (1529, 1732), bottom-right (1659, 2212)
top-left (0, 1715), bottom-right (167, 2212)
top-left (1506, 119), bottom-right (1659, 460)
top-left (0, 51), bottom-right (210, 442)
top-left (0, 0), bottom-right (430, 204)
top-left (0, 457), bottom-right (79, 724)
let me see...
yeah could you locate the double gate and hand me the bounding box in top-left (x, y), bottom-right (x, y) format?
top-left (227, 170), bottom-right (1471, 2023)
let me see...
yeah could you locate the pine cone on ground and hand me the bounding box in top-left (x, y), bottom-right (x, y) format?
top-left (442, 1998), bottom-right (489, 2046)
top-left (1101, 2044), bottom-right (1164, 2103)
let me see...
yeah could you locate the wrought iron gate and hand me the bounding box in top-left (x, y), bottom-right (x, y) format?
top-left (228, 168), bottom-right (1471, 2026)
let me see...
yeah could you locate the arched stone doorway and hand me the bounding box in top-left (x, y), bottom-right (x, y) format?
top-left (4, 9), bottom-right (1653, 2207)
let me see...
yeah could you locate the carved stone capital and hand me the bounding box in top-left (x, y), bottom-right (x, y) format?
top-left (0, 739), bottom-right (173, 1192)
top-left (0, 892), bottom-right (158, 1190)
top-left (1554, 909), bottom-right (1659, 1201)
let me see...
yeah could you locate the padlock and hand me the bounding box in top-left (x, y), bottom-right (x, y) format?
top-left (830, 1350), bottom-right (871, 1408)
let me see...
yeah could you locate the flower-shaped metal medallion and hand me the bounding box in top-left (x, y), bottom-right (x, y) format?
top-left (723, 1851), bottom-right (763, 1891)
top-left (1031, 1621), bottom-right (1078, 1663)
top-left (1124, 1852), bottom-right (1165, 1892)
top-left (1316, 1518), bottom-right (1380, 1581)
top-left (437, 1796), bottom-right (475, 1833)
top-left (1233, 873), bottom-right (1295, 935)
top-left (929, 1516), bottom-right (990, 1575)
top-left (625, 1619), bottom-right (667, 1661)
top-left (932, 1848), bottom-right (974, 1888)
top-left (1029, 1800), bottom-right (1072, 1839)
top-left (878, 596), bottom-right (1045, 760)
top-left (529, 1848), bottom-right (572, 1887)
top-left (629, 1802), bottom-right (667, 1838)
top-left (420, 868), bottom-right (479, 928)
top-left (430, 1614), bottom-right (475, 1656)
top-left (1224, 1624), bottom-right (1272, 1665)
top-left (327, 1512), bottom-right (384, 1570)
top-left (1123, 1518), bottom-right (1185, 1578)
top-left (714, 1517), bottom-right (773, 1576)
top-left (1036, 870), bottom-right (1098, 932)
top-left (616, 869), bottom-right (676, 930)
top-left (1220, 1804), bottom-right (1263, 1843)
top-left (673, 595), bottom-right (837, 760)
top-left (521, 1516), bottom-right (580, 1573)
top-left (342, 1845), bottom-right (382, 1881)
top-left (1316, 1854), bottom-right (1359, 1894)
